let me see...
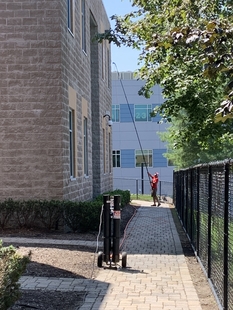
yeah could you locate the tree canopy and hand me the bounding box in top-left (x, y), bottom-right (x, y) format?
top-left (99, 0), bottom-right (233, 168)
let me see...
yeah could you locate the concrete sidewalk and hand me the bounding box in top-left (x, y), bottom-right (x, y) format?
top-left (2, 202), bottom-right (203, 310)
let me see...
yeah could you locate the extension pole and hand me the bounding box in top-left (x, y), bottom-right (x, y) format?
top-left (141, 162), bottom-right (144, 195)
top-left (112, 195), bottom-right (121, 263)
top-left (103, 195), bottom-right (111, 263)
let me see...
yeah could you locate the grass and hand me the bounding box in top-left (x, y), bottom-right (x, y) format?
top-left (130, 194), bottom-right (152, 202)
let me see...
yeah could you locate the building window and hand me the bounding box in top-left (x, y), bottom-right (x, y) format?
top-left (109, 133), bottom-right (111, 173)
top-left (135, 104), bottom-right (152, 122)
top-left (83, 117), bottom-right (88, 175)
top-left (107, 48), bottom-right (110, 88)
top-left (112, 105), bottom-right (120, 122)
top-left (69, 109), bottom-right (75, 177)
top-left (135, 150), bottom-right (152, 167)
top-left (113, 150), bottom-right (121, 167)
top-left (103, 129), bottom-right (106, 173)
top-left (67, 0), bottom-right (74, 34)
top-left (81, 0), bottom-right (86, 52)
top-left (102, 42), bottom-right (105, 79)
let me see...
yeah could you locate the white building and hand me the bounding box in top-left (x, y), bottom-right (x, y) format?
top-left (111, 72), bottom-right (174, 197)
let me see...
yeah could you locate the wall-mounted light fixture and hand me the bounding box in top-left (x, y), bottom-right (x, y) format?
top-left (103, 112), bottom-right (113, 127)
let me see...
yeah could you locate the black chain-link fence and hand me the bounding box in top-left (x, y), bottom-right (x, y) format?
top-left (174, 160), bottom-right (233, 310)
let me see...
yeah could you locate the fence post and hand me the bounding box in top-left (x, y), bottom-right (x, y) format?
top-left (224, 162), bottom-right (229, 310)
top-left (180, 171), bottom-right (183, 222)
top-left (207, 165), bottom-right (212, 278)
top-left (185, 171), bottom-right (188, 230)
top-left (136, 179), bottom-right (138, 199)
top-left (196, 167), bottom-right (200, 257)
top-left (190, 169), bottom-right (193, 242)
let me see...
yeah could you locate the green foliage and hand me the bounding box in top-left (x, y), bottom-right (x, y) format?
top-left (36, 200), bottom-right (63, 230)
top-left (62, 201), bottom-right (102, 233)
top-left (159, 109), bottom-right (233, 169)
top-left (130, 193), bottom-right (152, 201)
top-left (63, 189), bottom-right (130, 232)
top-left (15, 200), bottom-right (37, 228)
top-left (62, 201), bottom-right (81, 232)
top-left (0, 199), bottom-right (16, 229)
top-left (0, 241), bottom-right (30, 310)
top-left (95, 189), bottom-right (131, 207)
top-left (98, 0), bottom-right (233, 167)
top-left (0, 190), bottom-right (131, 233)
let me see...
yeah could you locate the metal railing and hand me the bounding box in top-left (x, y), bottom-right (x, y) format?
top-left (113, 177), bottom-right (173, 199)
top-left (174, 160), bottom-right (233, 310)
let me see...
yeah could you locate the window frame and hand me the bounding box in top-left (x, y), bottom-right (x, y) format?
top-left (103, 128), bottom-right (106, 173)
top-left (67, 0), bottom-right (74, 34)
top-left (83, 116), bottom-right (88, 176)
top-left (69, 109), bottom-right (75, 177)
top-left (81, 0), bottom-right (86, 53)
top-left (112, 104), bottom-right (120, 122)
top-left (107, 47), bottom-right (110, 88)
top-left (112, 150), bottom-right (121, 168)
top-left (109, 132), bottom-right (111, 173)
top-left (135, 150), bottom-right (153, 167)
top-left (134, 104), bottom-right (152, 122)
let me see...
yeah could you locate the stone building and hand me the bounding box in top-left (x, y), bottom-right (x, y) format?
top-left (0, 0), bottom-right (112, 201)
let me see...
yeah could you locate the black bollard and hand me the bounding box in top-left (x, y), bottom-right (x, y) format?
top-left (103, 195), bottom-right (111, 263)
top-left (112, 195), bottom-right (121, 263)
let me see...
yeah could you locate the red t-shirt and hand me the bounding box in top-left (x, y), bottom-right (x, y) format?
top-left (151, 175), bottom-right (158, 189)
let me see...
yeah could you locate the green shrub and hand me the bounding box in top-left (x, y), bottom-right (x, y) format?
top-left (0, 190), bottom-right (131, 233)
top-left (63, 200), bottom-right (103, 233)
top-left (77, 201), bottom-right (103, 232)
top-left (36, 200), bottom-right (63, 230)
top-left (0, 199), bottom-right (16, 229)
top-left (95, 189), bottom-right (131, 207)
top-left (0, 241), bottom-right (29, 310)
top-left (15, 200), bottom-right (37, 228)
top-left (62, 201), bottom-right (82, 232)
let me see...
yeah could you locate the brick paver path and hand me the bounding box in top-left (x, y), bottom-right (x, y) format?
top-left (2, 202), bottom-right (203, 309)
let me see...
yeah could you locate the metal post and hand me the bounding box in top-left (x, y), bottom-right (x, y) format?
top-left (190, 170), bottom-right (193, 242)
top-left (224, 162), bottom-right (229, 310)
top-left (112, 195), bottom-right (121, 263)
top-left (185, 172), bottom-right (188, 230)
top-left (207, 165), bottom-right (212, 278)
top-left (141, 163), bottom-right (144, 195)
top-left (196, 167), bottom-right (200, 257)
top-left (136, 179), bottom-right (138, 199)
top-left (103, 195), bottom-right (111, 263)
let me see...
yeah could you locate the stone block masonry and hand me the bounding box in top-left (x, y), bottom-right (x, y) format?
top-left (0, 0), bottom-right (112, 201)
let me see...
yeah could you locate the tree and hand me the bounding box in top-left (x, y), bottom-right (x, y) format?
top-left (160, 110), bottom-right (233, 169)
top-left (98, 0), bottom-right (233, 167)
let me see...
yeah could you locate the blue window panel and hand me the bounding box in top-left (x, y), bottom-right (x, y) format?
top-left (112, 105), bottom-right (120, 122)
top-left (121, 149), bottom-right (135, 168)
top-left (151, 104), bottom-right (161, 123)
top-left (153, 149), bottom-right (167, 167)
top-left (120, 104), bottom-right (134, 123)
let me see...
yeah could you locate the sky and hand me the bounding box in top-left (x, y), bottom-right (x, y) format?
top-left (102, 0), bottom-right (140, 72)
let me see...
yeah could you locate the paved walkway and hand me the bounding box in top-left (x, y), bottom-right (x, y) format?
top-left (1, 201), bottom-right (203, 310)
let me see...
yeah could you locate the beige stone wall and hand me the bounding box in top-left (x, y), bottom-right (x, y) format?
top-left (0, 1), bottom-right (63, 200)
top-left (0, 0), bottom-right (112, 201)
top-left (60, 0), bottom-right (112, 201)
